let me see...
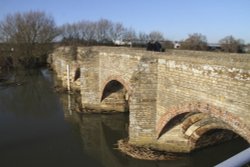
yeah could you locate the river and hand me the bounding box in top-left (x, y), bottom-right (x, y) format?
top-left (0, 69), bottom-right (249, 167)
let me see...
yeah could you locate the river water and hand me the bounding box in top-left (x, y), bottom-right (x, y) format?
top-left (0, 69), bottom-right (249, 167)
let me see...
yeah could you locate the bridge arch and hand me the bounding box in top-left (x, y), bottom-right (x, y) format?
top-left (100, 76), bottom-right (132, 101)
top-left (100, 76), bottom-right (132, 112)
top-left (156, 102), bottom-right (250, 145)
top-left (73, 67), bottom-right (81, 81)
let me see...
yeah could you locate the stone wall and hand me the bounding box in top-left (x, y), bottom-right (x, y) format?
top-left (78, 48), bottom-right (101, 108)
top-left (50, 46), bottom-right (250, 152)
top-left (155, 51), bottom-right (250, 152)
top-left (98, 51), bottom-right (140, 112)
top-left (50, 46), bottom-right (81, 91)
top-left (129, 56), bottom-right (159, 145)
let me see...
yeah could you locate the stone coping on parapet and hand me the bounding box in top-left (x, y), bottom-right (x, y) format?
top-left (53, 46), bottom-right (250, 70)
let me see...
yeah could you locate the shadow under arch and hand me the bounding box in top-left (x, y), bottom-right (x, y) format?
top-left (156, 102), bottom-right (250, 144)
top-left (100, 76), bottom-right (132, 112)
top-left (101, 80), bottom-right (124, 101)
top-left (157, 112), bottom-right (196, 139)
top-left (193, 128), bottom-right (243, 150)
top-left (74, 67), bottom-right (81, 81)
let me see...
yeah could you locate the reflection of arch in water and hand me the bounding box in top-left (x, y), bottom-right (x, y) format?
top-left (101, 122), bottom-right (128, 165)
top-left (75, 113), bottom-right (128, 167)
top-left (66, 111), bottom-right (193, 166)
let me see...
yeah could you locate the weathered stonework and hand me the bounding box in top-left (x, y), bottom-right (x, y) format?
top-left (50, 46), bottom-right (250, 153)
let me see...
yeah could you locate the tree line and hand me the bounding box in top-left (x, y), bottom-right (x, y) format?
top-left (59, 19), bottom-right (166, 46)
top-left (0, 11), bottom-right (249, 70)
top-left (179, 33), bottom-right (246, 53)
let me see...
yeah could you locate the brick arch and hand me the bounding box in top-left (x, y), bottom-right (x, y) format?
top-left (189, 123), bottom-right (237, 150)
top-left (182, 113), bottom-right (209, 132)
top-left (100, 75), bottom-right (132, 102)
top-left (188, 121), bottom-right (231, 142)
top-left (156, 102), bottom-right (250, 143)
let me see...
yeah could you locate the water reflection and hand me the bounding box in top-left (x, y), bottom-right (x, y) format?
top-left (0, 69), bottom-right (100, 167)
top-left (0, 69), bottom-right (55, 117)
top-left (62, 90), bottom-right (249, 167)
top-left (0, 69), bottom-right (248, 167)
top-left (62, 106), bottom-right (188, 167)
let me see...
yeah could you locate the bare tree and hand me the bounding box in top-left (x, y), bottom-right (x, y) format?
top-left (59, 19), bottom-right (127, 45)
top-left (95, 18), bottom-right (113, 42)
top-left (138, 32), bottom-right (149, 44)
top-left (0, 15), bottom-right (17, 42)
top-left (60, 23), bottom-right (81, 44)
top-left (110, 22), bottom-right (125, 41)
top-left (58, 18), bottom-right (168, 48)
top-left (78, 21), bottom-right (97, 43)
top-left (181, 33), bottom-right (208, 51)
top-left (0, 11), bottom-right (58, 67)
top-left (148, 31), bottom-right (164, 42)
top-left (219, 35), bottom-right (244, 53)
top-left (123, 28), bottom-right (137, 42)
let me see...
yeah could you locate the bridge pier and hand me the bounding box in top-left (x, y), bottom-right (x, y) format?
top-left (129, 57), bottom-right (159, 145)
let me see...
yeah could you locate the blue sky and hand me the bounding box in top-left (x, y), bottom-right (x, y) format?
top-left (1, 0), bottom-right (250, 43)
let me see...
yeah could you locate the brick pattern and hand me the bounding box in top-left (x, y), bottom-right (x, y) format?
top-left (156, 57), bottom-right (250, 147)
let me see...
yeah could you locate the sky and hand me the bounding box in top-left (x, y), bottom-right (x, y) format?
top-left (1, 0), bottom-right (250, 43)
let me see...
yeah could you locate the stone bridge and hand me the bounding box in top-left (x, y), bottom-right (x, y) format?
top-left (50, 46), bottom-right (250, 153)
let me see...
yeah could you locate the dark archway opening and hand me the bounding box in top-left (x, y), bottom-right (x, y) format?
top-left (158, 112), bottom-right (191, 139)
top-left (101, 80), bottom-right (129, 112)
top-left (101, 80), bottom-right (124, 101)
top-left (195, 129), bottom-right (247, 150)
top-left (74, 67), bottom-right (80, 81)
